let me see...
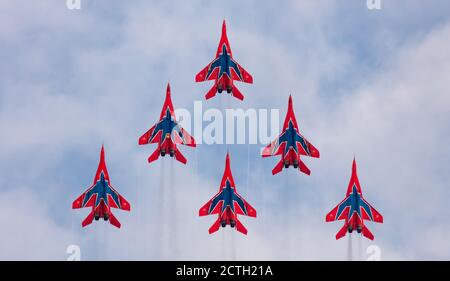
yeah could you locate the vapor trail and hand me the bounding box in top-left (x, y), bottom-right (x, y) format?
top-left (168, 158), bottom-right (177, 259)
top-left (159, 159), bottom-right (166, 259)
top-left (230, 229), bottom-right (236, 261)
top-left (357, 233), bottom-right (362, 261)
top-left (221, 229), bottom-right (226, 259)
top-left (347, 233), bottom-right (353, 261)
top-left (286, 172), bottom-right (294, 259)
top-left (133, 159), bottom-right (141, 260)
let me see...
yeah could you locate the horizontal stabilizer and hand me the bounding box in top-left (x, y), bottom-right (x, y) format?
top-left (272, 159), bottom-right (284, 175)
top-left (147, 148), bottom-right (160, 163)
top-left (235, 219), bottom-right (248, 235)
top-left (298, 158), bottom-right (311, 175)
top-left (174, 150), bottom-right (187, 164)
top-left (336, 223), bottom-right (348, 240)
top-left (231, 86), bottom-right (244, 101)
top-left (109, 212), bottom-right (121, 228)
top-left (208, 218), bottom-right (221, 234)
top-left (81, 211), bottom-right (95, 228)
top-left (362, 225), bottom-right (374, 240)
top-left (205, 85), bottom-right (217, 100)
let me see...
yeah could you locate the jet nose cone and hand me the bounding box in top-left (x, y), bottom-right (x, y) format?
top-left (222, 19), bottom-right (227, 33)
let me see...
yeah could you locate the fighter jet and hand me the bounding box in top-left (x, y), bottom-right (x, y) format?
top-left (199, 153), bottom-right (256, 235)
top-left (138, 83), bottom-right (196, 164)
top-left (326, 158), bottom-right (383, 240)
top-left (262, 95), bottom-right (319, 175)
top-left (195, 20), bottom-right (253, 101)
top-left (72, 145), bottom-right (131, 228)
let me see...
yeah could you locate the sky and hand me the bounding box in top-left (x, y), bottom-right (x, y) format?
top-left (1, 0), bottom-right (450, 260)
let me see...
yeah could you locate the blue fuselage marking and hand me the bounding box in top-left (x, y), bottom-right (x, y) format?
top-left (209, 180), bottom-right (247, 216)
top-left (82, 172), bottom-right (120, 209)
top-left (206, 45), bottom-right (242, 81)
top-left (278, 121), bottom-right (309, 155)
top-left (336, 185), bottom-right (373, 221)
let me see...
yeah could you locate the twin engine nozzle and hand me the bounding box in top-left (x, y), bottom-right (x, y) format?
top-left (160, 148), bottom-right (175, 157)
top-left (347, 225), bottom-right (363, 233)
top-left (221, 219), bottom-right (236, 228)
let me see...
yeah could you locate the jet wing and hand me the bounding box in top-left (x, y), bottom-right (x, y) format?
top-left (230, 59), bottom-right (253, 83)
top-left (195, 62), bottom-right (219, 82)
top-left (233, 192), bottom-right (257, 218)
top-left (106, 185), bottom-right (131, 211)
top-left (199, 191), bottom-right (224, 216)
top-left (326, 197), bottom-right (350, 222)
top-left (138, 124), bottom-right (162, 145)
top-left (72, 186), bottom-right (96, 209)
top-left (360, 197), bottom-right (383, 223)
top-left (295, 132), bottom-right (320, 157)
top-left (171, 125), bottom-right (196, 147)
top-left (72, 184), bottom-right (130, 211)
top-left (261, 133), bottom-right (286, 157)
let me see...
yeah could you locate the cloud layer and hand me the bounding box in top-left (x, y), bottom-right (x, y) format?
top-left (1, 0), bottom-right (450, 260)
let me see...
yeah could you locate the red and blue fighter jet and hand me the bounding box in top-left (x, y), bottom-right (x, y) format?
top-left (262, 95), bottom-right (320, 175)
top-left (199, 153), bottom-right (256, 235)
top-left (139, 83), bottom-right (196, 164)
top-left (72, 145), bottom-right (131, 228)
top-left (195, 20), bottom-right (253, 101)
top-left (326, 158), bottom-right (383, 240)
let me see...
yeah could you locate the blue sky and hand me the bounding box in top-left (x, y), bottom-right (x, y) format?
top-left (1, 0), bottom-right (450, 260)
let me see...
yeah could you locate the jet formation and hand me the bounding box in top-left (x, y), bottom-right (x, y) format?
top-left (73, 20), bottom-right (382, 241)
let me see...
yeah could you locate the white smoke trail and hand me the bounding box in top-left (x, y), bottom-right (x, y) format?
top-left (357, 233), bottom-right (362, 261)
top-left (159, 159), bottom-right (166, 259)
top-left (245, 142), bottom-right (250, 195)
top-left (131, 156), bottom-right (139, 260)
top-left (168, 158), bottom-right (176, 259)
top-left (230, 228), bottom-right (236, 260)
top-left (94, 223), bottom-right (106, 260)
top-left (286, 172), bottom-right (295, 260)
top-left (221, 229), bottom-right (226, 259)
top-left (347, 233), bottom-right (353, 261)
top-left (135, 156), bottom-right (143, 260)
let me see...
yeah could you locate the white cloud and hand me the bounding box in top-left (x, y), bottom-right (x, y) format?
top-left (0, 187), bottom-right (74, 260)
top-left (1, 0), bottom-right (450, 260)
